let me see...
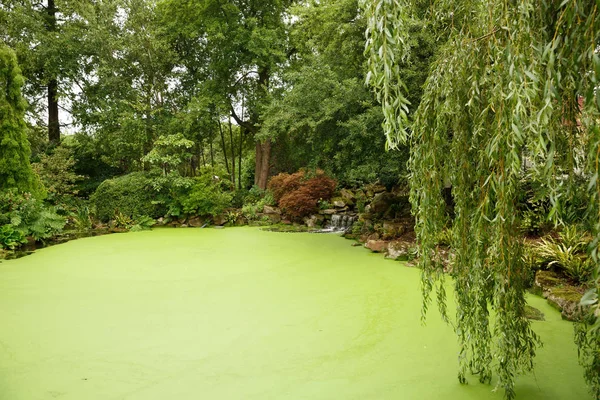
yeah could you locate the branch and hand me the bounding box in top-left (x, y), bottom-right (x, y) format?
top-left (470, 27), bottom-right (500, 42)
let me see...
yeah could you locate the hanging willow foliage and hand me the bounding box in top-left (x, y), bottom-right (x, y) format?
top-left (362, 0), bottom-right (600, 399)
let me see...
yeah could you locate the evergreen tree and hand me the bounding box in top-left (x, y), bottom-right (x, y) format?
top-left (0, 44), bottom-right (35, 193)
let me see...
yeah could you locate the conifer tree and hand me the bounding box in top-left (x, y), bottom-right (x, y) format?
top-left (0, 44), bottom-right (35, 193)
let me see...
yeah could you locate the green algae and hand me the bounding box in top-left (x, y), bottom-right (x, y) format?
top-left (0, 227), bottom-right (591, 399)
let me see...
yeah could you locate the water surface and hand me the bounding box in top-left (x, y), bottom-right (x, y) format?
top-left (0, 227), bottom-right (591, 399)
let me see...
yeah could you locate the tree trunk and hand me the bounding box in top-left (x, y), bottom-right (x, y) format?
top-left (209, 131), bottom-right (214, 167)
top-left (238, 128), bottom-right (244, 189)
top-left (229, 118), bottom-right (236, 186)
top-left (218, 121), bottom-right (230, 175)
top-left (47, 0), bottom-right (60, 144)
top-left (255, 139), bottom-right (271, 190)
top-left (254, 141), bottom-right (262, 187)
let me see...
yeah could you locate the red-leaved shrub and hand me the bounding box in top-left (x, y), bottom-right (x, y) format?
top-left (268, 171), bottom-right (305, 202)
top-left (268, 169), bottom-right (337, 220)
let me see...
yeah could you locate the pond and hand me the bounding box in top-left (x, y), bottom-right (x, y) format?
top-left (0, 227), bottom-right (591, 399)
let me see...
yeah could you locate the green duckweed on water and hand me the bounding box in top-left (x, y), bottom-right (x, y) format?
top-left (0, 227), bottom-right (591, 399)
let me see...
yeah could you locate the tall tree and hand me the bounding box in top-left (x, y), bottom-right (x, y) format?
top-left (363, 0), bottom-right (600, 399)
top-left (0, 0), bottom-right (121, 144)
top-left (0, 44), bottom-right (36, 193)
top-left (160, 0), bottom-right (293, 189)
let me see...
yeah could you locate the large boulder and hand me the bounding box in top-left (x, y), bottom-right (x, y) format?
top-left (188, 216), bottom-right (206, 227)
top-left (213, 214), bottom-right (227, 226)
top-left (304, 214), bottom-right (325, 228)
top-left (339, 189), bottom-right (356, 206)
top-left (365, 239), bottom-right (388, 253)
top-left (263, 205), bottom-right (281, 215)
top-left (369, 192), bottom-right (397, 216)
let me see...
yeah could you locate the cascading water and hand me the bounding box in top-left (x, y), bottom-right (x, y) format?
top-left (323, 214), bottom-right (357, 233)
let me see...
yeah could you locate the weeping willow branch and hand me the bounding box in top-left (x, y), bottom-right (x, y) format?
top-left (362, 0), bottom-right (600, 399)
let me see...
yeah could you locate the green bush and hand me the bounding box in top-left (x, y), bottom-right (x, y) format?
top-left (90, 173), bottom-right (164, 222)
top-left (179, 174), bottom-right (233, 217)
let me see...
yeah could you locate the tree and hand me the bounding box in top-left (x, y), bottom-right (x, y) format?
top-left (363, 0), bottom-right (600, 398)
top-left (262, 0), bottom-right (435, 186)
top-left (0, 0), bottom-right (125, 144)
top-left (159, 0), bottom-right (293, 189)
top-left (0, 44), bottom-right (36, 193)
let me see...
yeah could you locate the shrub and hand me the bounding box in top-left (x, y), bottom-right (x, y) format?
top-left (31, 146), bottom-right (82, 204)
top-left (269, 169), bottom-right (337, 220)
top-left (90, 172), bottom-right (163, 222)
top-left (279, 186), bottom-right (319, 219)
top-left (179, 174), bottom-right (233, 217)
top-left (268, 171), bottom-right (305, 202)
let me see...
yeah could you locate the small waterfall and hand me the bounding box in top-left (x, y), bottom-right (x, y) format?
top-left (324, 214), bottom-right (356, 233)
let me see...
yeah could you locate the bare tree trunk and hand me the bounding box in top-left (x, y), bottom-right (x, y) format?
top-left (238, 128), bottom-right (244, 189)
top-left (209, 131), bottom-right (214, 167)
top-left (254, 141), bottom-right (262, 187)
top-left (47, 0), bottom-right (60, 144)
top-left (255, 139), bottom-right (271, 190)
top-left (218, 121), bottom-right (230, 175)
top-left (200, 141), bottom-right (206, 167)
top-left (229, 118), bottom-right (236, 186)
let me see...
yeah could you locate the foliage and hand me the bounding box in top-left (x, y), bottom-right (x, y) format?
top-left (90, 172), bottom-right (163, 222)
top-left (270, 170), bottom-right (337, 220)
top-left (31, 146), bottom-right (83, 204)
top-left (240, 188), bottom-right (275, 221)
top-left (179, 174), bottom-right (233, 218)
top-left (0, 44), bottom-right (36, 193)
top-left (362, 0), bottom-right (600, 397)
top-left (72, 205), bottom-right (92, 232)
top-left (537, 227), bottom-right (593, 284)
top-left (0, 190), bottom-right (66, 242)
top-left (112, 212), bottom-right (155, 232)
top-left (0, 225), bottom-right (27, 250)
top-left (142, 133), bottom-right (195, 176)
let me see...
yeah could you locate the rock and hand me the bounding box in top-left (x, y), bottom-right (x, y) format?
top-left (304, 214), bottom-right (324, 228)
top-left (369, 192), bottom-right (397, 215)
top-left (386, 240), bottom-right (409, 260)
top-left (213, 214), bottom-right (227, 226)
top-left (365, 240), bottom-right (388, 253)
top-left (188, 216), bottom-right (205, 227)
top-left (281, 219), bottom-right (292, 225)
top-left (266, 213), bottom-right (282, 224)
top-left (263, 205), bottom-right (281, 215)
top-left (535, 270), bottom-right (585, 321)
top-left (382, 221), bottom-right (405, 239)
top-left (367, 232), bottom-right (380, 241)
top-left (524, 305), bottom-right (545, 321)
top-left (180, 223), bottom-right (189, 228)
top-left (319, 209), bottom-right (337, 215)
top-left (340, 188), bottom-right (356, 204)
top-left (235, 216), bottom-right (248, 226)
top-left (332, 198), bottom-right (346, 208)
top-left (365, 183), bottom-right (386, 198)
top-left (156, 217), bottom-right (166, 226)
